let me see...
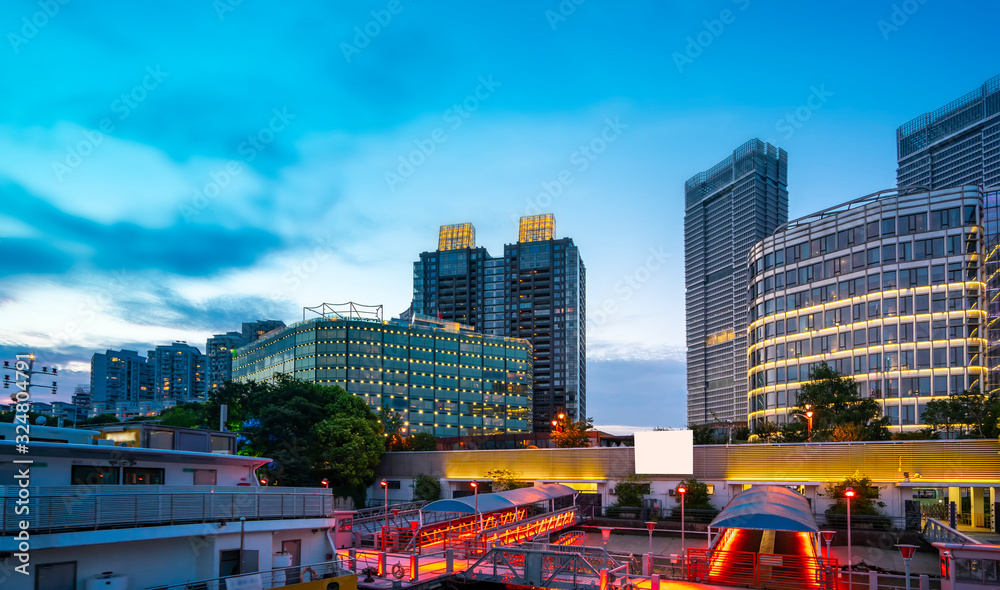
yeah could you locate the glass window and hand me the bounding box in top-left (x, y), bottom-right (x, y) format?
top-left (882, 218), bottom-right (896, 236)
top-left (916, 349), bottom-right (930, 368)
top-left (72, 465), bottom-right (120, 486)
top-left (916, 321), bottom-right (929, 340)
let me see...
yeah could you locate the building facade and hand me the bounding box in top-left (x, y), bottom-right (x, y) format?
top-left (206, 320), bottom-right (287, 391)
top-left (149, 342), bottom-right (207, 402)
top-left (897, 75), bottom-right (999, 191)
top-left (412, 215), bottom-right (586, 432)
top-left (89, 349), bottom-right (155, 414)
top-left (685, 139), bottom-right (789, 426)
top-left (746, 186), bottom-right (986, 432)
top-left (232, 307), bottom-right (533, 437)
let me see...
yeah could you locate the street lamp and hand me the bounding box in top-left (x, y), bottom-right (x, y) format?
top-left (645, 521), bottom-right (655, 557)
top-left (820, 530), bottom-right (835, 561)
top-left (896, 544), bottom-right (918, 590)
top-left (805, 406), bottom-right (814, 442)
top-left (470, 481), bottom-right (480, 530)
top-left (845, 487), bottom-right (855, 590)
top-left (677, 484), bottom-right (688, 557)
top-left (380, 480), bottom-right (389, 536)
top-left (320, 478), bottom-right (329, 488)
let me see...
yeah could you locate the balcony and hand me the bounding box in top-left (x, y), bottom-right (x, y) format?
top-left (0, 486), bottom-right (346, 535)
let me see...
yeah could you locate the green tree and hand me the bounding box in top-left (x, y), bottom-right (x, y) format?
top-left (412, 474), bottom-right (441, 502)
top-left (484, 468), bottom-right (526, 492)
top-left (79, 413), bottom-right (120, 425)
top-left (552, 415), bottom-right (594, 448)
top-left (779, 421), bottom-right (808, 442)
top-left (731, 426), bottom-right (751, 443)
top-left (690, 425), bottom-right (719, 445)
top-left (922, 398), bottom-right (962, 437)
top-left (611, 474), bottom-right (651, 508)
top-left (205, 379), bottom-right (268, 432)
top-left (158, 402), bottom-right (207, 428)
top-left (794, 362), bottom-right (890, 441)
top-left (239, 375), bottom-right (384, 494)
top-left (752, 421), bottom-right (780, 443)
top-left (824, 472), bottom-right (889, 528)
top-left (408, 432), bottom-right (437, 451)
top-left (673, 478), bottom-right (715, 511)
top-left (952, 389), bottom-right (999, 438)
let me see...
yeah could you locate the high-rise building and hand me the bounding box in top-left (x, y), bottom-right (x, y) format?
top-left (746, 186), bottom-right (986, 432)
top-left (89, 349), bottom-right (155, 414)
top-left (206, 332), bottom-right (244, 391)
top-left (232, 304), bottom-right (533, 437)
top-left (685, 139), bottom-right (789, 426)
top-left (149, 342), bottom-right (207, 402)
top-left (411, 215), bottom-right (586, 432)
top-left (71, 384), bottom-right (91, 422)
top-left (206, 320), bottom-right (286, 391)
top-left (896, 75), bottom-right (999, 190)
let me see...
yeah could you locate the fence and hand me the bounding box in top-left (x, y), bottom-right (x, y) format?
top-left (2, 488), bottom-right (339, 534)
top-left (149, 559), bottom-right (350, 590)
top-left (687, 548), bottom-right (838, 590)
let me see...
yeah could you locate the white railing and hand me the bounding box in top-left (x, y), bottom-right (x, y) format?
top-left (923, 517), bottom-right (982, 544)
top-left (2, 487), bottom-right (343, 535)
top-left (149, 559), bottom-right (351, 590)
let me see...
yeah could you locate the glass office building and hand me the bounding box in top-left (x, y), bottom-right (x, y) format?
top-left (231, 310), bottom-right (533, 436)
top-left (685, 139), bottom-right (789, 426)
top-left (746, 186), bottom-right (986, 432)
top-left (897, 75), bottom-right (999, 190)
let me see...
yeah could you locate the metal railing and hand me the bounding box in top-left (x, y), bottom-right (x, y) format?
top-left (923, 517), bottom-right (983, 544)
top-left (148, 559), bottom-right (350, 590)
top-left (2, 489), bottom-right (340, 535)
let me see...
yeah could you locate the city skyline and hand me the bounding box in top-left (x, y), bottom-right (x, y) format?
top-left (2, 1), bottom-right (999, 432)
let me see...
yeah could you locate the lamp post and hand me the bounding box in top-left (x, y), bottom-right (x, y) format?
top-left (805, 406), bottom-right (814, 442)
top-left (380, 480), bottom-right (389, 533)
top-left (471, 481), bottom-right (480, 530)
top-left (896, 544), bottom-right (918, 590)
top-left (239, 516), bottom-right (246, 574)
top-left (845, 487), bottom-right (855, 590)
top-left (677, 484), bottom-right (687, 557)
top-left (645, 521), bottom-right (655, 556)
top-left (820, 530), bottom-right (835, 561)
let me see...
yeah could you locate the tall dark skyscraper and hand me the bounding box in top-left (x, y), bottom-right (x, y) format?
top-left (412, 214), bottom-right (586, 432)
top-left (685, 139), bottom-right (788, 426)
top-left (896, 75), bottom-right (999, 190)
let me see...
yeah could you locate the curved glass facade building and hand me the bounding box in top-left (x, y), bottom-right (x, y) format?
top-left (232, 315), bottom-right (533, 436)
top-left (746, 186), bottom-right (986, 432)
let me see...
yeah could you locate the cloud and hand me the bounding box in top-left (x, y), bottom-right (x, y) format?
top-left (0, 181), bottom-right (284, 277)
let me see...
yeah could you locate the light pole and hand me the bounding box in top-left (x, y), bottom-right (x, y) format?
top-left (471, 481), bottom-right (480, 530)
top-left (806, 406), bottom-right (814, 442)
top-left (677, 484), bottom-right (687, 557)
top-left (645, 521), bottom-right (655, 556)
top-left (820, 530), bottom-right (835, 561)
top-left (896, 544), bottom-right (918, 590)
top-left (845, 487), bottom-right (855, 590)
top-left (381, 480), bottom-right (389, 537)
top-left (239, 516), bottom-right (246, 574)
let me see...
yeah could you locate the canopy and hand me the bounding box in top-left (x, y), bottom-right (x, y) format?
top-left (709, 485), bottom-right (819, 533)
top-left (422, 483), bottom-right (576, 514)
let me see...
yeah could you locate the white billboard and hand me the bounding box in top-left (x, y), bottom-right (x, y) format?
top-left (634, 430), bottom-right (694, 475)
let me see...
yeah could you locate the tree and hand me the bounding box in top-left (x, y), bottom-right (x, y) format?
top-left (922, 398), bottom-right (962, 437)
top-left (891, 427), bottom-right (939, 441)
top-left (922, 389), bottom-right (1000, 439)
top-left (551, 415), bottom-right (594, 448)
top-left (377, 407), bottom-right (410, 451)
top-left (484, 468), bottom-right (525, 492)
top-left (412, 474), bottom-right (441, 502)
top-left (205, 379), bottom-right (268, 432)
top-left (612, 474), bottom-right (650, 508)
top-left (690, 424), bottom-right (719, 445)
top-left (779, 421), bottom-right (808, 443)
top-left (752, 420), bottom-right (780, 443)
top-left (158, 402), bottom-right (207, 428)
top-left (239, 375), bottom-right (384, 495)
top-left (824, 472), bottom-right (889, 528)
top-left (79, 413), bottom-right (120, 425)
top-left (794, 362), bottom-right (890, 441)
top-left (731, 426), bottom-right (751, 443)
top-left (408, 432), bottom-right (437, 451)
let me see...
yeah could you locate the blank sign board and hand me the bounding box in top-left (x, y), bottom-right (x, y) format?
top-left (634, 430), bottom-right (694, 474)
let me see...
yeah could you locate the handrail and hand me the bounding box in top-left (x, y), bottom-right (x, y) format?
top-left (3, 491), bottom-right (344, 536)
top-left (922, 517), bottom-right (982, 544)
top-left (150, 559), bottom-right (351, 590)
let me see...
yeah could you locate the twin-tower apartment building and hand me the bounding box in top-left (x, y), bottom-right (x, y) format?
top-left (687, 75), bottom-right (1000, 431)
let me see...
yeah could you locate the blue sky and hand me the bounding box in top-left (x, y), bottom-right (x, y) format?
top-left (1, 0), bottom-right (997, 431)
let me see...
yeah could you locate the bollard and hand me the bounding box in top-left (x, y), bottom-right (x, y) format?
top-left (348, 548), bottom-right (357, 571)
top-left (643, 553), bottom-right (652, 576)
top-left (869, 570), bottom-right (878, 590)
top-left (379, 551), bottom-right (387, 578)
top-left (446, 548), bottom-right (454, 573)
top-left (410, 553), bottom-right (419, 581)
top-left (651, 574), bottom-right (660, 590)
top-left (919, 574), bottom-right (929, 590)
